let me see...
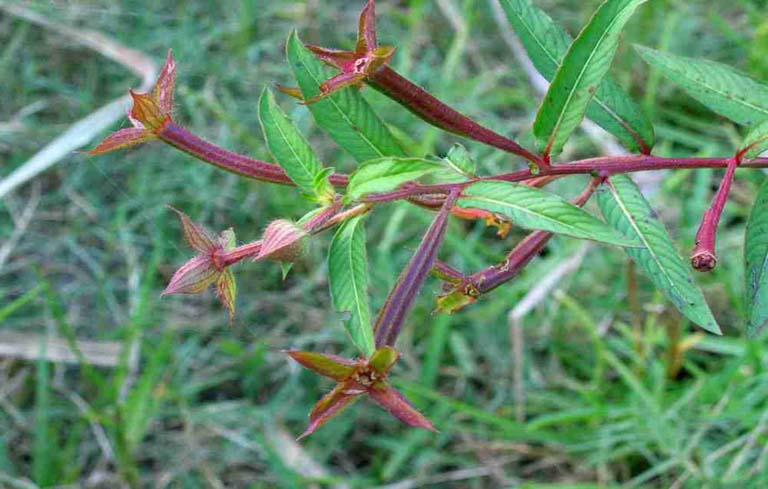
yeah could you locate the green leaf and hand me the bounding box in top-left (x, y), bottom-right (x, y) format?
top-left (258, 88), bottom-right (334, 202)
top-left (745, 178), bottom-right (768, 337)
top-left (345, 157), bottom-right (442, 201)
top-left (636, 46), bottom-right (768, 126)
top-left (500, 0), bottom-right (654, 153)
top-left (597, 175), bottom-right (721, 335)
top-left (458, 181), bottom-right (637, 246)
top-left (328, 215), bottom-right (375, 356)
top-left (739, 120), bottom-right (768, 160)
top-left (443, 143), bottom-right (476, 177)
top-left (533, 0), bottom-right (647, 156)
top-left (286, 31), bottom-right (406, 162)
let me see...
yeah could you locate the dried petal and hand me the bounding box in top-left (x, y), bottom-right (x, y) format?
top-left (162, 254), bottom-right (220, 295)
top-left (368, 346), bottom-right (399, 376)
top-left (356, 0), bottom-right (378, 53)
top-left (286, 350), bottom-right (358, 381)
top-left (368, 385), bottom-right (437, 432)
top-left (257, 220), bottom-right (308, 262)
top-left (216, 268), bottom-right (237, 321)
top-left (87, 127), bottom-right (155, 155)
top-left (153, 50), bottom-right (177, 114)
top-left (298, 383), bottom-right (362, 440)
top-left (168, 206), bottom-right (217, 253)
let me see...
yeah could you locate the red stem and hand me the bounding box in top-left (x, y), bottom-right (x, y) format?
top-left (363, 156), bottom-right (768, 203)
top-left (690, 157), bottom-right (739, 272)
top-left (368, 66), bottom-right (544, 167)
top-left (374, 189), bottom-right (460, 347)
top-left (159, 122), bottom-right (349, 186)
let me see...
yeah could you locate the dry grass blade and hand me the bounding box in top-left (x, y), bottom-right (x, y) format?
top-left (0, 3), bottom-right (157, 199)
top-left (0, 331), bottom-right (136, 369)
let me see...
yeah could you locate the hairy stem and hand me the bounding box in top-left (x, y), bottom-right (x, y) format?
top-left (690, 157), bottom-right (739, 271)
top-left (159, 122), bottom-right (349, 186)
top-left (368, 66), bottom-right (544, 167)
top-left (374, 189), bottom-right (460, 347)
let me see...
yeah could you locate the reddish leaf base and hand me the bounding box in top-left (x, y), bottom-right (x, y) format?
top-left (286, 347), bottom-right (437, 439)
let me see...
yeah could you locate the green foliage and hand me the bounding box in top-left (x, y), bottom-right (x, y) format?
top-left (533, 0), bottom-right (647, 156)
top-left (7, 0), bottom-right (768, 486)
top-left (328, 215), bottom-right (375, 356)
top-left (597, 175), bottom-right (721, 335)
top-left (258, 88), bottom-right (334, 202)
top-left (636, 45), bottom-right (768, 125)
top-left (745, 178), bottom-right (768, 336)
top-left (345, 157), bottom-right (442, 201)
top-left (459, 181), bottom-right (637, 246)
top-left (500, 0), bottom-right (654, 153)
top-left (740, 119), bottom-right (768, 159)
top-left (442, 143), bottom-right (476, 177)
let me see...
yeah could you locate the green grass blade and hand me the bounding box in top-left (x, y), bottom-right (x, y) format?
top-left (745, 178), bottom-right (768, 337)
top-left (459, 181), bottom-right (638, 247)
top-left (33, 348), bottom-right (56, 487)
top-left (635, 46), bottom-right (768, 125)
top-left (345, 157), bottom-right (442, 201)
top-left (328, 215), bottom-right (375, 356)
top-left (258, 88), bottom-right (334, 202)
top-left (533, 0), bottom-right (647, 157)
top-left (286, 31), bottom-right (405, 162)
top-left (597, 175), bottom-right (721, 335)
top-left (500, 0), bottom-right (654, 153)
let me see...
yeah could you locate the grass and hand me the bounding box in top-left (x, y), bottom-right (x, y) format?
top-left (1, 0), bottom-right (768, 486)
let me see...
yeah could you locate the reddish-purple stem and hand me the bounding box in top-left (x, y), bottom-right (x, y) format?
top-left (363, 156), bottom-right (768, 204)
top-left (691, 157), bottom-right (739, 272)
top-left (159, 122), bottom-right (349, 186)
top-left (368, 66), bottom-right (544, 167)
top-left (374, 189), bottom-right (460, 347)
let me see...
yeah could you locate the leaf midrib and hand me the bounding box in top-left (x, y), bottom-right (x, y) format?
top-left (460, 191), bottom-right (613, 241)
top-left (544, 1), bottom-right (633, 153)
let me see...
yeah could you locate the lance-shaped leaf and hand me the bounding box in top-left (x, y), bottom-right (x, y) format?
top-left (299, 383), bottom-right (361, 440)
top-left (328, 216), bottom-right (375, 356)
top-left (284, 350), bottom-right (358, 381)
top-left (346, 157), bottom-right (443, 201)
top-left (745, 179), bottom-right (768, 337)
top-left (374, 191), bottom-right (459, 347)
top-left (258, 88), bottom-right (334, 202)
top-left (739, 120), bottom-right (768, 160)
top-left (459, 181), bottom-right (637, 247)
top-left (286, 31), bottom-right (405, 162)
top-left (533, 0), bottom-right (647, 157)
top-left (597, 175), bottom-right (722, 335)
top-left (500, 0), bottom-right (654, 153)
top-left (368, 385), bottom-right (437, 431)
top-left (216, 268), bottom-right (237, 322)
top-left (636, 46), bottom-right (768, 126)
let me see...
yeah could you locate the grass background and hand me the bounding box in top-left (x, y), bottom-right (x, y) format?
top-left (2, 0), bottom-right (768, 487)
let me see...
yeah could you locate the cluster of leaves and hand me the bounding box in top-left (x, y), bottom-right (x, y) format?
top-left (89, 0), bottom-right (768, 438)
